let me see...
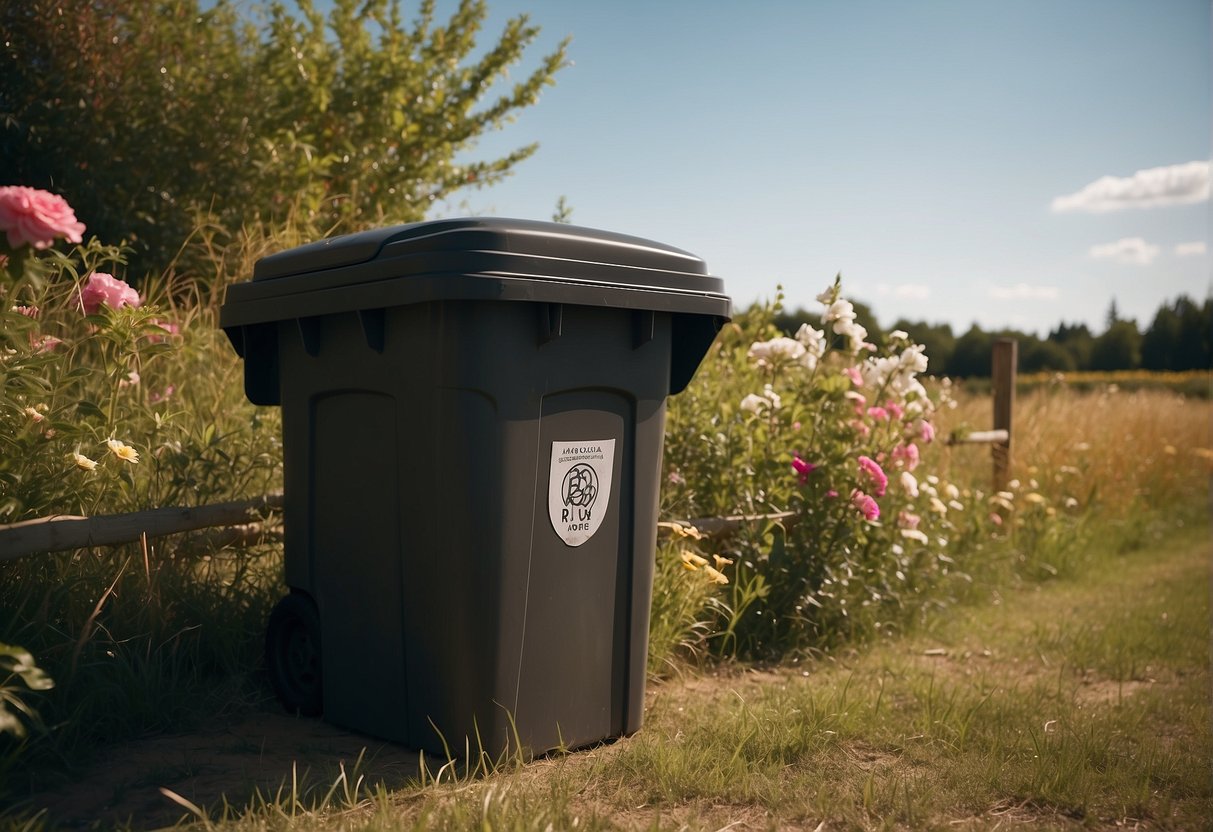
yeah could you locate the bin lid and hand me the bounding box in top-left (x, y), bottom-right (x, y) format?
top-left (219, 218), bottom-right (730, 329)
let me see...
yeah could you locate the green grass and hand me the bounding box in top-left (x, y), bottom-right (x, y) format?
top-left (8, 518), bottom-right (1206, 831)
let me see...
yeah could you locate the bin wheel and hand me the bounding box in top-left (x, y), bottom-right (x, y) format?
top-left (266, 592), bottom-right (323, 716)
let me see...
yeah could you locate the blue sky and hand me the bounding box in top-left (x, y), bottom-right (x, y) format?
top-left (429, 0), bottom-right (1211, 336)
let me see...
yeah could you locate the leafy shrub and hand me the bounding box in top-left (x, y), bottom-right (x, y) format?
top-left (1, 0), bottom-right (568, 273)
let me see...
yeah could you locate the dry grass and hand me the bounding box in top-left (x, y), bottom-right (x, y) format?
top-left (930, 384), bottom-right (1212, 517)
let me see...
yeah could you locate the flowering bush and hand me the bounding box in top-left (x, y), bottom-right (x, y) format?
top-left (1, 187), bottom-right (284, 765)
top-left (0, 186), bottom-right (280, 525)
top-left (662, 280), bottom-right (986, 658)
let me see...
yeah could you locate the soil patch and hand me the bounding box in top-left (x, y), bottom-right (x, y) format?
top-left (27, 706), bottom-right (424, 829)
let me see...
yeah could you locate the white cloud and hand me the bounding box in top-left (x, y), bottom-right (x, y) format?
top-left (1088, 237), bottom-right (1160, 265)
top-left (1051, 161), bottom-right (1210, 213)
top-left (1175, 241), bottom-right (1207, 257)
top-left (989, 283), bottom-right (1060, 300)
top-left (876, 282), bottom-right (931, 299)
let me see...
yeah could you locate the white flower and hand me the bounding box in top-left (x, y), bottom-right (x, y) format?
top-left (944, 483), bottom-right (960, 501)
top-left (929, 497), bottom-right (948, 515)
top-left (762, 384), bottom-right (782, 410)
top-left (72, 452), bottom-right (98, 472)
top-left (816, 285), bottom-right (837, 304)
top-left (836, 319), bottom-right (868, 353)
top-left (739, 394), bottom-right (766, 413)
top-left (899, 344), bottom-right (929, 374)
top-left (900, 471), bottom-right (919, 498)
top-left (748, 337), bottom-right (806, 366)
top-left (105, 438), bottom-right (140, 464)
top-left (822, 298), bottom-right (856, 330)
top-left (795, 324), bottom-right (826, 370)
top-left (901, 529), bottom-right (929, 543)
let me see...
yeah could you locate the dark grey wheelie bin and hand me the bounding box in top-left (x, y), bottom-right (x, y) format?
top-left (219, 218), bottom-right (730, 756)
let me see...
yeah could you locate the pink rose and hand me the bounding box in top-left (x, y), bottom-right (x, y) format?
top-left (79, 272), bottom-right (140, 315)
top-left (897, 510), bottom-right (921, 529)
top-left (886, 401), bottom-right (905, 420)
top-left (0, 186), bottom-right (86, 250)
top-left (851, 490), bottom-right (880, 521)
top-left (866, 406), bottom-right (889, 421)
top-left (843, 366), bottom-right (863, 387)
top-left (857, 455), bottom-right (888, 497)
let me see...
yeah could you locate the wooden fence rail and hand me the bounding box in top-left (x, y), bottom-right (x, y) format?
top-left (0, 493), bottom-right (283, 562)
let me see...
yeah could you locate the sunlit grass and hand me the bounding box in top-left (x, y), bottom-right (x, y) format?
top-left (87, 525), bottom-right (1203, 831)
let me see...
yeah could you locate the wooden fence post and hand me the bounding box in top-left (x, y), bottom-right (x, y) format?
top-left (991, 338), bottom-right (1017, 492)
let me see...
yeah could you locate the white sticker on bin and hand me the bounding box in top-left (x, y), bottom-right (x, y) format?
top-left (548, 439), bottom-right (616, 547)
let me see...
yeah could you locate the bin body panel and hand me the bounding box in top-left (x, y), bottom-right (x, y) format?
top-left (311, 391), bottom-right (408, 740)
top-left (514, 389), bottom-right (631, 751)
top-left (221, 220), bottom-right (728, 754)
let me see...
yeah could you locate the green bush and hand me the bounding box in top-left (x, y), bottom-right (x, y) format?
top-left (1, 0), bottom-right (568, 274)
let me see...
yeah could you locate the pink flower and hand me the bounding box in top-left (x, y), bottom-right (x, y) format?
top-left (851, 490), bottom-right (880, 521)
top-left (891, 442), bottom-right (920, 471)
top-left (0, 186), bottom-right (86, 250)
top-left (30, 334), bottom-right (63, 352)
top-left (886, 401), bottom-right (905, 420)
top-left (989, 512), bottom-right (1003, 527)
top-left (79, 272), bottom-right (140, 315)
top-left (857, 455), bottom-right (888, 497)
top-left (146, 319), bottom-right (180, 343)
top-left (866, 406), bottom-right (889, 421)
top-left (826, 489), bottom-right (839, 499)
top-left (13, 305), bottom-right (39, 318)
top-left (843, 366), bottom-right (863, 387)
top-left (791, 454), bottom-right (818, 485)
top-left (850, 419), bottom-right (871, 438)
top-left (918, 420), bottom-right (936, 444)
top-left (149, 385), bottom-right (176, 404)
top-left (897, 510), bottom-right (921, 529)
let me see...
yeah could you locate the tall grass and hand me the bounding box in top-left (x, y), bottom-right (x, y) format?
top-left (932, 382), bottom-right (1210, 522)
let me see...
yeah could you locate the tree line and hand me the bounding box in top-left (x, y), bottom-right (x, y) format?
top-left (774, 294), bottom-right (1213, 377)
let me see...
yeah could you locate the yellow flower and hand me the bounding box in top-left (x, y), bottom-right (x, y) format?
top-left (105, 438), bottom-right (139, 464)
top-left (1024, 492), bottom-right (1046, 505)
top-left (712, 554), bottom-right (733, 570)
top-left (680, 550), bottom-right (708, 570)
top-left (703, 565), bottom-right (729, 585)
top-left (72, 452), bottom-right (98, 471)
top-left (658, 521), bottom-right (705, 540)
